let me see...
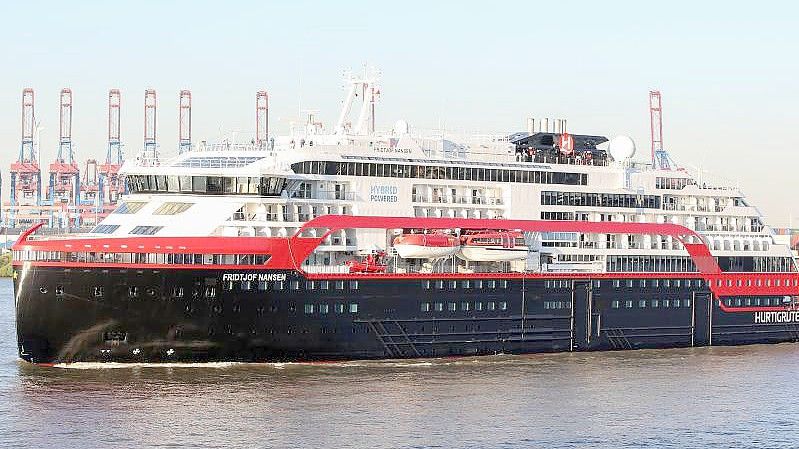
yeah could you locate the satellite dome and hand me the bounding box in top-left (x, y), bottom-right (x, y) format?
top-left (393, 120), bottom-right (409, 135)
top-left (608, 135), bottom-right (636, 160)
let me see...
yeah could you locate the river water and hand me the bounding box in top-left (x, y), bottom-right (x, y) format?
top-left (1, 278), bottom-right (799, 448)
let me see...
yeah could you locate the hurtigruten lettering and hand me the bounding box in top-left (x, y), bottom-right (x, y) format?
top-left (754, 311), bottom-right (799, 324)
top-left (222, 273), bottom-right (287, 282)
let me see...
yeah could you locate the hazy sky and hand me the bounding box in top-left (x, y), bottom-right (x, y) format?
top-left (1, 1), bottom-right (797, 225)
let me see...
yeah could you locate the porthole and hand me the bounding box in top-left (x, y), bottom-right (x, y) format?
top-left (146, 287), bottom-right (157, 297)
top-left (39, 287), bottom-right (48, 294)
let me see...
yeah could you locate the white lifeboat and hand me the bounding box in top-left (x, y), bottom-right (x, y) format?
top-left (457, 230), bottom-right (528, 262)
top-left (393, 233), bottom-right (460, 259)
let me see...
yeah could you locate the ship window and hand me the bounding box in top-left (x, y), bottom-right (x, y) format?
top-left (93, 286), bottom-right (104, 297)
top-left (626, 280), bottom-right (634, 288)
top-left (290, 280), bottom-right (300, 290)
top-left (724, 298), bottom-right (732, 307)
top-left (129, 226), bottom-right (163, 235)
top-left (304, 304), bottom-right (314, 314)
top-left (638, 300), bottom-right (646, 308)
top-left (320, 304), bottom-right (329, 314)
top-left (487, 302), bottom-right (496, 311)
top-left (223, 281), bottom-right (234, 291)
top-left (205, 287), bottom-right (216, 298)
top-left (625, 300), bottom-right (633, 308)
top-left (91, 224), bottom-right (120, 234)
top-left (192, 176), bottom-right (207, 193)
top-left (448, 302), bottom-right (456, 312)
top-left (423, 280), bottom-right (431, 289)
top-left (349, 280), bottom-right (359, 290)
top-left (639, 280), bottom-right (646, 288)
top-left (663, 299), bottom-right (670, 307)
top-left (335, 280), bottom-right (345, 290)
top-left (335, 303), bottom-right (345, 313)
top-left (436, 280), bottom-right (444, 289)
top-left (435, 302), bottom-right (444, 312)
top-left (651, 279), bottom-right (659, 288)
top-left (153, 202), bottom-right (193, 215)
top-left (461, 280), bottom-right (470, 289)
top-left (500, 280), bottom-right (508, 289)
top-left (241, 281), bottom-right (253, 291)
top-left (488, 280), bottom-right (496, 289)
top-left (306, 281), bottom-right (315, 290)
top-left (275, 281), bottom-right (284, 290)
top-left (735, 298), bottom-right (742, 306)
top-left (113, 202), bottom-right (146, 214)
top-left (461, 302), bottom-right (470, 311)
top-left (499, 301), bottom-right (508, 310)
top-left (349, 303), bottom-right (358, 313)
top-left (320, 281), bottom-right (329, 290)
top-left (172, 287), bottom-right (184, 298)
top-left (611, 300), bottom-right (620, 308)
top-left (449, 280), bottom-right (457, 289)
top-left (128, 286), bottom-right (138, 298)
top-left (474, 302), bottom-right (483, 311)
top-left (613, 280), bottom-right (621, 288)
top-left (683, 299), bottom-right (691, 307)
top-left (593, 280), bottom-right (601, 288)
top-left (474, 280), bottom-right (483, 289)
top-left (663, 279), bottom-right (670, 288)
top-left (421, 303), bottom-right (431, 312)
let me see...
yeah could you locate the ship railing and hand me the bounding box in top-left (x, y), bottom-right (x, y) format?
top-left (411, 195), bottom-right (503, 205)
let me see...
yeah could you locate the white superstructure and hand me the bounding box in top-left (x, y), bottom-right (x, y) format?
top-left (97, 73), bottom-right (794, 276)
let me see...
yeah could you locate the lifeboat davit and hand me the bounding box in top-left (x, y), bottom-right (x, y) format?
top-left (457, 230), bottom-right (529, 262)
top-left (393, 233), bottom-right (460, 259)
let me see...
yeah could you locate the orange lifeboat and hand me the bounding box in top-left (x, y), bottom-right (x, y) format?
top-left (393, 232), bottom-right (460, 259)
top-left (457, 230), bottom-right (528, 262)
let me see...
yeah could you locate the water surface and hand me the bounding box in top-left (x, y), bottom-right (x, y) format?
top-left (0, 279), bottom-right (797, 448)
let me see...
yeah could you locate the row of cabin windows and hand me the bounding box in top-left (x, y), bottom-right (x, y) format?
top-left (420, 301), bottom-right (508, 312)
top-left (304, 303), bottom-right (359, 314)
top-left (224, 279), bottom-right (359, 291)
top-left (546, 279), bottom-right (703, 289)
top-left (611, 299), bottom-right (692, 309)
top-left (723, 297), bottom-right (790, 307)
top-left (715, 278), bottom-right (799, 288)
top-left (422, 279), bottom-right (509, 290)
top-left (543, 301), bottom-right (571, 310)
top-left (291, 161), bottom-right (588, 186)
top-left (606, 256), bottom-right (697, 273)
top-left (612, 279), bottom-right (705, 289)
top-left (126, 175), bottom-right (286, 197)
top-left (655, 177), bottom-right (696, 190)
top-left (541, 191), bottom-right (662, 209)
top-left (13, 250), bottom-right (270, 266)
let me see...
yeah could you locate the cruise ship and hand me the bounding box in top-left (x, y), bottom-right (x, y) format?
top-left (12, 74), bottom-right (799, 364)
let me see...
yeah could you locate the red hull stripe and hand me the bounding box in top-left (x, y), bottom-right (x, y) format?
top-left (12, 215), bottom-right (799, 313)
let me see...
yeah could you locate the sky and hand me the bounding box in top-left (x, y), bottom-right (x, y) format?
top-left (0, 1), bottom-right (797, 225)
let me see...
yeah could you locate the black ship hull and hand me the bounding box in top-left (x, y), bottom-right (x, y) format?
top-left (14, 266), bottom-right (799, 364)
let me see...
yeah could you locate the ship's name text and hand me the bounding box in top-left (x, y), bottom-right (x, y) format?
top-left (754, 311), bottom-right (799, 324)
top-left (222, 273), bottom-right (287, 282)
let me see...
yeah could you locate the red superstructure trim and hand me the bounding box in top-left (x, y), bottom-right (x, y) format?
top-left (12, 215), bottom-right (799, 312)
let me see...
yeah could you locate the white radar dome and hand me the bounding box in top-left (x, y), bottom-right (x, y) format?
top-left (393, 120), bottom-right (410, 135)
top-left (608, 135), bottom-right (636, 160)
